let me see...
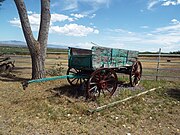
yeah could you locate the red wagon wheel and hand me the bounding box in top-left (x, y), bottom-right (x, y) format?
top-left (67, 68), bottom-right (85, 86)
top-left (129, 61), bottom-right (142, 87)
top-left (87, 68), bottom-right (118, 100)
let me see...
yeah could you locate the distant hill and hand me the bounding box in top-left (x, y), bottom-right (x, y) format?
top-left (0, 40), bottom-right (26, 47)
top-left (0, 40), bottom-right (68, 49)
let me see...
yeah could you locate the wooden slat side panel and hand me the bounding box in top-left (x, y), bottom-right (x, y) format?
top-left (92, 46), bottom-right (139, 69)
top-left (112, 48), bottom-right (128, 67)
top-left (127, 50), bottom-right (139, 65)
top-left (128, 50), bottom-right (138, 58)
top-left (92, 46), bottom-right (111, 69)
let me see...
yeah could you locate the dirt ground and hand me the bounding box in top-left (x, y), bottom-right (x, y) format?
top-left (0, 55), bottom-right (180, 135)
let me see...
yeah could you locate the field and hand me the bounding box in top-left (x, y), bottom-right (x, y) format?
top-left (0, 48), bottom-right (180, 135)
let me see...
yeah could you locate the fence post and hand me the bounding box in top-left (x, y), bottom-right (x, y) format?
top-left (156, 48), bottom-right (161, 81)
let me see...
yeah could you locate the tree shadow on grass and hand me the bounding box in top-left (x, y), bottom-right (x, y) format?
top-left (166, 88), bottom-right (180, 101)
top-left (48, 81), bottom-right (136, 101)
top-left (48, 84), bottom-right (86, 99)
top-left (0, 67), bottom-right (30, 82)
top-left (0, 74), bottom-right (29, 82)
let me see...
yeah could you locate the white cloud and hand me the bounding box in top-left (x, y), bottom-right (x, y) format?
top-left (106, 20), bottom-right (180, 52)
top-left (50, 23), bottom-right (99, 36)
top-left (51, 2), bottom-right (60, 8)
top-left (171, 19), bottom-right (180, 24)
top-left (62, 0), bottom-right (78, 11)
top-left (9, 12), bottom-right (99, 37)
top-left (147, 0), bottom-right (180, 10)
top-left (147, 33), bottom-right (153, 36)
top-left (9, 17), bottom-right (21, 28)
top-left (161, 0), bottom-right (180, 6)
top-left (154, 22), bottom-right (180, 33)
top-left (70, 13), bottom-right (96, 20)
top-left (70, 13), bottom-right (87, 21)
top-left (71, 42), bottom-right (95, 49)
top-left (52, 0), bottom-right (111, 14)
top-left (71, 13), bottom-right (86, 19)
top-left (89, 14), bottom-right (96, 19)
top-left (51, 13), bottom-right (73, 23)
top-left (140, 26), bottom-right (149, 29)
top-left (27, 11), bottom-right (33, 14)
top-left (9, 14), bottom-right (40, 31)
top-left (94, 29), bottom-right (99, 34)
top-left (65, 41), bottom-right (124, 50)
top-left (147, 0), bottom-right (160, 10)
top-left (162, 0), bottom-right (176, 6)
top-left (28, 14), bottom-right (40, 25)
top-left (108, 28), bottom-right (135, 35)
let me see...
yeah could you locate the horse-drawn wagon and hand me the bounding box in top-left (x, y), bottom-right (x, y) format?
top-left (23, 46), bottom-right (142, 100)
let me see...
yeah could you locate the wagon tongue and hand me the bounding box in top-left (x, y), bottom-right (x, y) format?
top-left (21, 74), bottom-right (88, 90)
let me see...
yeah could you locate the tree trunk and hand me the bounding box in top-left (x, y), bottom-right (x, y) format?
top-left (14, 0), bottom-right (50, 79)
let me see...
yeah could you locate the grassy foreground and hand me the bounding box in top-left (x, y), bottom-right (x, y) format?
top-left (0, 76), bottom-right (179, 134)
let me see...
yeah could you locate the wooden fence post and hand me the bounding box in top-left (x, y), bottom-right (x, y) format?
top-left (156, 48), bottom-right (161, 81)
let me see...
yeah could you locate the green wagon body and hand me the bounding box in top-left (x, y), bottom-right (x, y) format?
top-left (68, 46), bottom-right (139, 70)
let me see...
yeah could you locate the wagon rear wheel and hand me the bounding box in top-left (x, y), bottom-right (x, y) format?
top-left (87, 68), bottom-right (118, 100)
top-left (67, 68), bottom-right (86, 86)
top-left (130, 61), bottom-right (142, 87)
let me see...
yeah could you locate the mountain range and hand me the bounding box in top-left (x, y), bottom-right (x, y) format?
top-left (0, 40), bottom-right (68, 49)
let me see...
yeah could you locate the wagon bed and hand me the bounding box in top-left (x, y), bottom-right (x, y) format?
top-left (69, 46), bottom-right (139, 70)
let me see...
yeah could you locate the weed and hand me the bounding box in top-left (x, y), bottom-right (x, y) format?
top-left (46, 62), bottom-right (64, 76)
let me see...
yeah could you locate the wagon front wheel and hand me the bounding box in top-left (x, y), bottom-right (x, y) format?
top-left (130, 61), bottom-right (142, 87)
top-left (67, 68), bottom-right (85, 86)
top-left (87, 68), bottom-right (118, 100)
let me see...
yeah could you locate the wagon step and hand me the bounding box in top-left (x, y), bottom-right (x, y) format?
top-left (22, 74), bottom-right (89, 90)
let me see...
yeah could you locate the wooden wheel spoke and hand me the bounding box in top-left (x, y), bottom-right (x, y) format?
top-left (80, 78), bottom-right (82, 84)
top-left (69, 71), bottom-right (77, 74)
top-left (105, 77), bottom-right (115, 82)
top-left (76, 78), bottom-right (80, 85)
top-left (89, 85), bottom-right (98, 92)
top-left (105, 87), bottom-right (112, 93)
top-left (104, 72), bottom-right (112, 79)
top-left (94, 76), bottom-right (100, 81)
top-left (94, 74), bottom-right (101, 80)
top-left (71, 78), bottom-right (77, 83)
top-left (90, 82), bottom-right (97, 85)
top-left (87, 68), bottom-right (118, 100)
top-left (74, 68), bottom-right (78, 73)
top-left (101, 88), bottom-right (105, 96)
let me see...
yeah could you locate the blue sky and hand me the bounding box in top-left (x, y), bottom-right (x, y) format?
top-left (0, 0), bottom-right (180, 52)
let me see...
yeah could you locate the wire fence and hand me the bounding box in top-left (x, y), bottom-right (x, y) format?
top-left (139, 49), bottom-right (180, 81)
top-left (1, 49), bottom-right (180, 81)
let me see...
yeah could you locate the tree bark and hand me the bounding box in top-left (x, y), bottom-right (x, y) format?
top-left (14, 0), bottom-right (50, 79)
top-left (37, 0), bottom-right (51, 78)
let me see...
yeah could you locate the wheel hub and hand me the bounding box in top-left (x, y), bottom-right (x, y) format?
top-left (99, 80), bottom-right (107, 89)
top-left (135, 71), bottom-right (140, 77)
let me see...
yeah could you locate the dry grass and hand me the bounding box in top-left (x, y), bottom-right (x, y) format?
top-left (0, 54), bottom-right (180, 135)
